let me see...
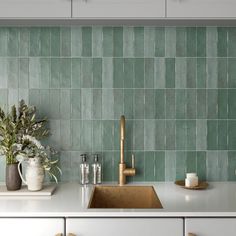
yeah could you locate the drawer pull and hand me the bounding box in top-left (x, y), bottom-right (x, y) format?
top-left (188, 233), bottom-right (196, 236)
top-left (55, 234), bottom-right (63, 236)
top-left (68, 234), bottom-right (76, 236)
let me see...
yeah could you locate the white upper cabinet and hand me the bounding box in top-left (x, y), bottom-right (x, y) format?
top-left (185, 218), bottom-right (236, 236)
top-left (167, 0), bottom-right (236, 18)
top-left (0, 0), bottom-right (71, 18)
top-left (67, 218), bottom-right (183, 236)
top-left (72, 0), bottom-right (165, 18)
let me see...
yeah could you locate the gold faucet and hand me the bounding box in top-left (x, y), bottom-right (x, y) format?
top-left (119, 115), bottom-right (136, 185)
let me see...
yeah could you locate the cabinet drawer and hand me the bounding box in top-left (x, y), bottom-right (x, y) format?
top-left (72, 0), bottom-right (165, 18)
top-left (167, 0), bottom-right (236, 18)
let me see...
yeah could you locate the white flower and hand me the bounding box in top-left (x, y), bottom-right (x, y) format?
top-left (22, 135), bottom-right (44, 150)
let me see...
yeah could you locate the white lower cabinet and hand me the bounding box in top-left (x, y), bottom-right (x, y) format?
top-left (66, 218), bottom-right (183, 236)
top-left (0, 218), bottom-right (64, 236)
top-left (185, 218), bottom-right (236, 236)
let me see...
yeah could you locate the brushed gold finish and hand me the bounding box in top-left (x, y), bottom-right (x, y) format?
top-left (88, 186), bottom-right (163, 209)
top-left (188, 233), bottom-right (196, 236)
top-left (55, 234), bottom-right (63, 236)
top-left (68, 234), bottom-right (76, 236)
top-left (119, 115), bottom-right (136, 185)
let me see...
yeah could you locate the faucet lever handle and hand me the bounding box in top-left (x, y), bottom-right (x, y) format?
top-left (131, 154), bottom-right (135, 169)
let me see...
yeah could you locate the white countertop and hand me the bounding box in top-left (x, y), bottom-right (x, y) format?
top-left (0, 182), bottom-right (236, 217)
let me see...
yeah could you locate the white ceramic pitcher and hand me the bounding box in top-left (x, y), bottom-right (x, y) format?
top-left (18, 157), bottom-right (45, 191)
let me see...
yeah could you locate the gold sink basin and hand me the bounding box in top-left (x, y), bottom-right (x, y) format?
top-left (88, 186), bottom-right (163, 209)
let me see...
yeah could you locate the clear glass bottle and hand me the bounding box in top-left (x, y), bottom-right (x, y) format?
top-left (92, 154), bottom-right (102, 185)
top-left (80, 154), bottom-right (89, 185)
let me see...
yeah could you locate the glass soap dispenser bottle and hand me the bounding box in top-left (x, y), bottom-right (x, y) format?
top-left (92, 154), bottom-right (102, 185)
top-left (80, 154), bottom-right (89, 185)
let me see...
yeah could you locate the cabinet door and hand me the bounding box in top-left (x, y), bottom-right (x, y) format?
top-left (0, 218), bottom-right (64, 236)
top-left (72, 0), bottom-right (165, 18)
top-left (0, 0), bottom-right (71, 18)
top-left (167, 0), bottom-right (236, 18)
top-left (186, 218), bottom-right (236, 236)
top-left (67, 218), bottom-right (183, 236)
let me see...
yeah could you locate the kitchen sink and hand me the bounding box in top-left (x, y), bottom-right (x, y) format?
top-left (88, 186), bottom-right (163, 209)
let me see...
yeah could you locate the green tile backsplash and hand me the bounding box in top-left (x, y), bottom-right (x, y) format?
top-left (0, 26), bottom-right (236, 182)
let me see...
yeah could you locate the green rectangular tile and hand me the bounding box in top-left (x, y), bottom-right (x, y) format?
top-left (93, 58), bottom-right (102, 88)
top-left (228, 151), bottom-right (236, 181)
top-left (19, 28), bottom-right (29, 56)
top-left (71, 27), bottom-right (82, 57)
top-left (71, 89), bottom-right (81, 119)
top-left (134, 58), bottom-right (144, 88)
top-left (196, 120), bottom-right (207, 150)
top-left (30, 28), bottom-right (40, 56)
top-left (8, 28), bottom-right (19, 56)
top-left (155, 120), bottom-right (165, 150)
top-left (0, 59), bottom-right (7, 88)
top-left (154, 151), bottom-right (165, 181)
top-left (48, 119), bottom-right (61, 149)
top-left (60, 120), bottom-right (71, 150)
top-left (113, 58), bottom-right (124, 88)
top-left (176, 27), bottom-right (186, 57)
top-left (186, 27), bottom-right (197, 57)
top-left (207, 120), bottom-right (218, 150)
top-left (81, 121), bottom-right (92, 151)
top-left (176, 151), bottom-right (186, 180)
top-left (176, 89), bottom-right (186, 119)
top-left (207, 58), bottom-right (218, 88)
top-left (144, 27), bottom-right (155, 57)
top-left (134, 89), bottom-right (144, 119)
top-left (154, 58), bottom-right (165, 88)
top-left (144, 152), bottom-right (155, 181)
top-left (206, 151), bottom-right (219, 181)
top-left (155, 27), bottom-right (165, 57)
top-left (92, 120), bottom-right (102, 151)
top-left (217, 27), bottom-right (227, 57)
top-left (102, 120), bottom-right (114, 151)
top-left (176, 120), bottom-right (187, 150)
top-left (0, 28), bottom-right (8, 56)
top-left (187, 120), bottom-right (196, 150)
top-left (197, 58), bottom-right (206, 88)
top-left (50, 27), bottom-right (60, 56)
top-left (145, 58), bottom-right (154, 88)
top-left (166, 89), bottom-right (175, 119)
top-left (175, 58), bottom-right (186, 88)
top-left (102, 152), bottom-right (113, 182)
top-left (196, 151), bottom-right (206, 180)
top-left (133, 152), bottom-right (145, 181)
top-left (123, 27), bottom-right (134, 57)
top-left (81, 58), bottom-right (92, 88)
top-left (187, 89), bottom-right (196, 119)
top-left (206, 27), bottom-right (217, 57)
top-left (134, 120), bottom-right (144, 150)
top-left (61, 27), bottom-right (71, 56)
top-left (218, 58), bottom-right (227, 88)
top-left (7, 58), bottom-right (18, 89)
top-left (49, 89), bottom-right (60, 119)
top-left (165, 58), bottom-right (175, 88)
top-left (92, 26), bottom-right (102, 57)
top-left (114, 89), bottom-right (123, 118)
top-left (0, 89), bottom-right (8, 112)
top-left (197, 89), bottom-right (207, 119)
top-left (82, 27), bottom-right (92, 57)
top-left (187, 58), bottom-right (196, 88)
top-left (60, 58), bottom-right (71, 88)
top-left (144, 120), bottom-right (155, 151)
top-left (228, 27), bottom-right (236, 57)
top-left (39, 89), bottom-right (50, 118)
top-left (155, 89), bottom-right (165, 119)
top-left (29, 58), bottom-right (40, 89)
top-left (145, 89), bottom-right (155, 119)
top-left (134, 27), bottom-right (144, 57)
top-left (60, 89), bottom-right (70, 119)
top-left (207, 89), bottom-right (218, 119)
top-left (81, 88), bottom-right (92, 120)
top-left (50, 58), bottom-right (60, 88)
top-left (228, 121), bottom-right (236, 150)
top-left (124, 58), bottom-right (134, 88)
top-left (102, 89), bottom-right (114, 119)
top-left (40, 28), bottom-right (50, 56)
top-left (113, 27), bottom-right (123, 57)
top-left (186, 152), bottom-right (197, 173)
top-left (217, 151), bottom-right (228, 181)
top-left (103, 27), bottom-right (113, 57)
top-left (124, 89), bottom-right (134, 119)
top-left (165, 27), bottom-right (176, 57)
top-left (228, 58), bottom-right (236, 88)
top-left (72, 58), bottom-right (81, 88)
top-left (165, 151), bottom-right (176, 181)
top-left (218, 120), bottom-right (228, 150)
top-left (228, 89), bottom-right (236, 118)
top-left (197, 27), bottom-right (206, 57)
top-left (102, 58), bottom-right (113, 88)
top-left (92, 89), bottom-right (102, 119)
top-left (124, 120), bottom-right (133, 151)
top-left (218, 89), bottom-right (228, 119)
top-left (166, 120), bottom-right (175, 150)
top-left (40, 58), bottom-right (50, 89)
